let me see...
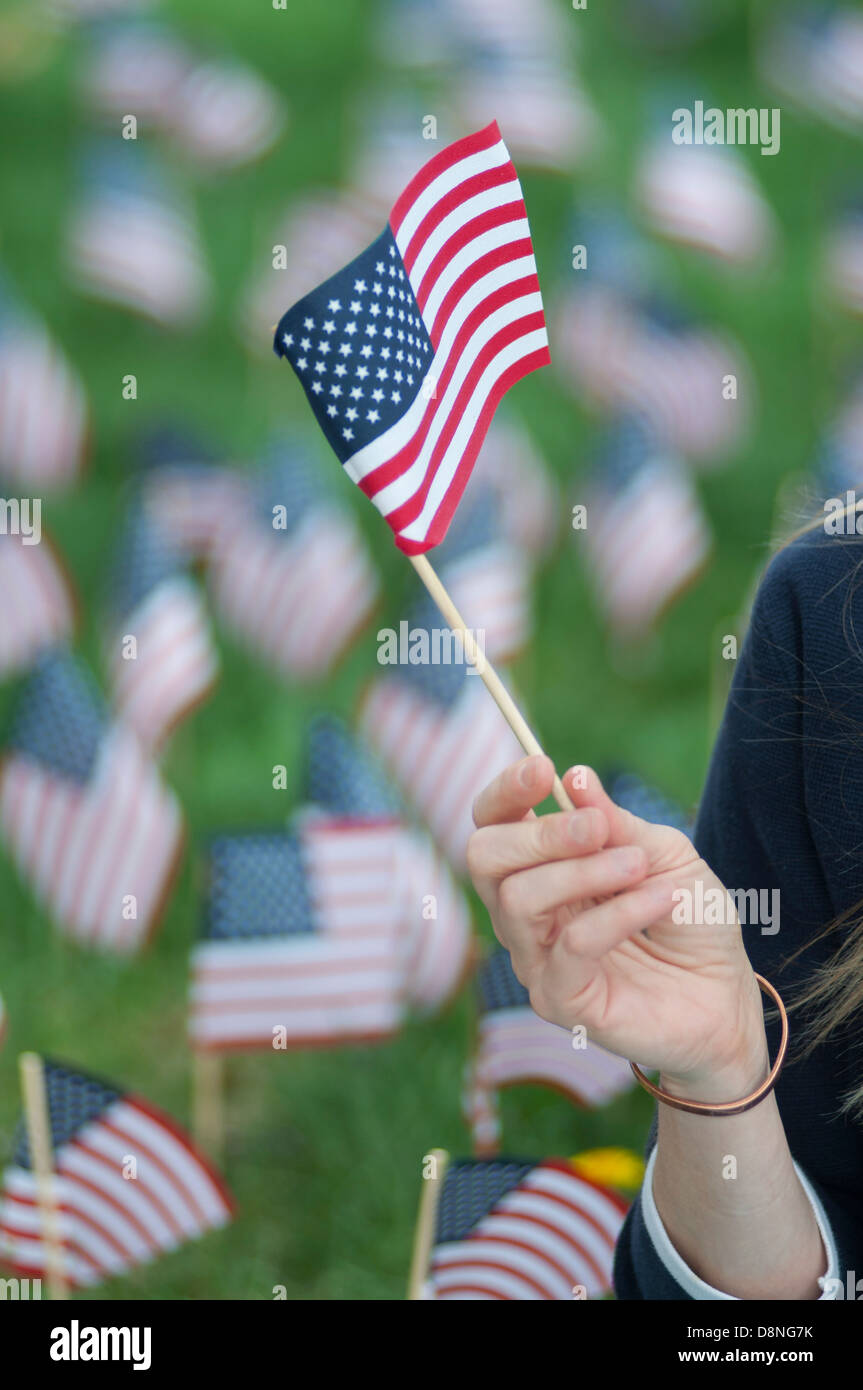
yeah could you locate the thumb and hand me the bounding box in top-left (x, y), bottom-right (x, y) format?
top-left (563, 766), bottom-right (694, 874)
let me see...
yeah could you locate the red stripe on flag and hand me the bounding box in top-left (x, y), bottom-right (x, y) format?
top-left (389, 121), bottom-right (502, 236)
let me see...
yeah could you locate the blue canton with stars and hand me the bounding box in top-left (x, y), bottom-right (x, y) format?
top-left (203, 832), bottom-right (316, 941)
top-left (436, 1160), bottom-right (535, 1243)
top-left (7, 648), bottom-right (107, 784)
top-left (13, 1059), bottom-right (122, 1167)
top-left (273, 226), bottom-right (434, 463)
top-left (476, 946), bottom-right (530, 1014)
top-left (305, 715), bottom-right (402, 820)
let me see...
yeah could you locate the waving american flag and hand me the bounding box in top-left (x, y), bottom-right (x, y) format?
top-left (274, 121), bottom-right (550, 554)
top-left (0, 1059), bottom-right (233, 1289)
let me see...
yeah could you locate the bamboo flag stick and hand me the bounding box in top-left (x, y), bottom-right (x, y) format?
top-left (19, 1052), bottom-right (68, 1300)
top-left (407, 1147), bottom-right (449, 1300)
top-left (192, 1050), bottom-right (225, 1164)
top-left (409, 554), bottom-right (575, 812)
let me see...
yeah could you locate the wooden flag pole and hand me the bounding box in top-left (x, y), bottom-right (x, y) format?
top-left (407, 1147), bottom-right (449, 1300)
top-left (19, 1052), bottom-right (68, 1300)
top-left (409, 554), bottom-right (575, 812)
top-left (192, 1050), bottom-right (225, 1165)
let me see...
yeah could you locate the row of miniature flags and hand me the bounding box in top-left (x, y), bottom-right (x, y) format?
top-left (0, 1054), bottom-right (640, 1299)
top-left (0, 675), bottom-right (686, 1117)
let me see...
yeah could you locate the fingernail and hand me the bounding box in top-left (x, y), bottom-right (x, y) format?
top-left (518, 759), bottom-right (535, 789)
top-left (567, 811), bottom-right (590, 843)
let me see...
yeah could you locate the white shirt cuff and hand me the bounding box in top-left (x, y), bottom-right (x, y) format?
top-left (641, 1145), bottom-right (841, 1300)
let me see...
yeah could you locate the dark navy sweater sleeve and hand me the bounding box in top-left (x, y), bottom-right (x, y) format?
top-left (613, 527), bottom-right (863, 1299)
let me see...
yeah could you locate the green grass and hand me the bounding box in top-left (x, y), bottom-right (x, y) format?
top-left (0, 0), bottom-right (859, 1298)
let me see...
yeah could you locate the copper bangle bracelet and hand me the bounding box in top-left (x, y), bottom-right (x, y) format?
top-left (629, 973), bottom-right (788, 1117)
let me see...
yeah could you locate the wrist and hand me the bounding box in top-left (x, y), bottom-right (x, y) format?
top-left (660, 978), bottom-right (771, 1106)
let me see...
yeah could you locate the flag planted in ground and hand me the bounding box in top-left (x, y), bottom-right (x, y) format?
top-left (463, 948), bottom-right (635, 1155)
top-left (0, 532), bottom-right (75, 679)
top-left (189, 819), bottom-right (411, 1051)
top-left (273, 120), bottom-right (550, 554)
top-left (106, 508), bottom-right (218, 751)
top-left (0, 1059), bottom-right (233, 1289)
top-left (0, 272), bottom-right (88, 490)
top-left (305, 716), bottom-right (473, 1009)
top-left (207, 437), bottom-right (379, 681)
top-left (360, 631), bottom-right (522, 870)
top-left (66, 145), bottom-right (209, 326)
top-left (579, 415), bottom-right (711, 635)
top-left (137, 426), bottom-right (243, 560)
top-left (425, 1157), bottom-right (627, 1300)
top-left (0, 649), bottom-right (183, 952)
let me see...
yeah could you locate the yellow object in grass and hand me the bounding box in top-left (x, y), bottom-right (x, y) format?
top-left (570, 1147), bottom-right (645, 1192)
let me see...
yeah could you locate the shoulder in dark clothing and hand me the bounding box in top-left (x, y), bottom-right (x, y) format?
top-left (614, 525), bottom-right (863, 1299)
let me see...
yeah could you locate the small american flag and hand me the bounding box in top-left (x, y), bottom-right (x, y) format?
top-left (206, 437), bottom-right (379, 682)
top-left (373, 0), bottom-right (460, 70)
top-left (0, 649), bottom-right (183, 952)
top-left (274, 120), bottom-right (550, 554)
top-left (242, 191), bottom-right (377, 356)
top-left (305, 716), bottom-right (473, 1010)
top-left (426, 1157), bottom-right (627, 1300)
top-left (81, 19), bottom-right (188, 126)
top-left (463, 949), bottom-right (635, 1156)
top-left (66, 144), bottom-right (209, 326)
top-left (360, 634), bottom-right (522, 871)
top-left (106, 508), bottom-right (218, 751)
top-left (137, 427), bottom-right (244, 560)
top-left (759, 6), bottom-right (863, 134)
top-left (557, 285), bottom-right (751, 467)
top-left (0, 1059), bottom-right (233, 1289)
top-left (455, 52), bottom-right (600, 172)
top-left (348, 96), bottom-right (443, 224)
top-left (0, 533), bottom-right (76, 679)
top-left (824, 200), bottom-right (863, 317)
top-left (471, 414), bottom-right (558, 558)
top-left (82, 20), bottom-right (285, 167)
top-left (305, 713), bottom-right (403, 820)
top-left (189, 818), bottom-right (410, 1051)
top-left (630, 301), bottom-right (752, 464)
top-left (414, 484), bottom-right (531, 662)
top-left (0, 275), bottom-right (88, 490)
top-left (580, 416), bottom-right (711, 635)
top-left (635, 138), bottom-right (776, 266)
top-left (453, 0), bottom-right (566, 58)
